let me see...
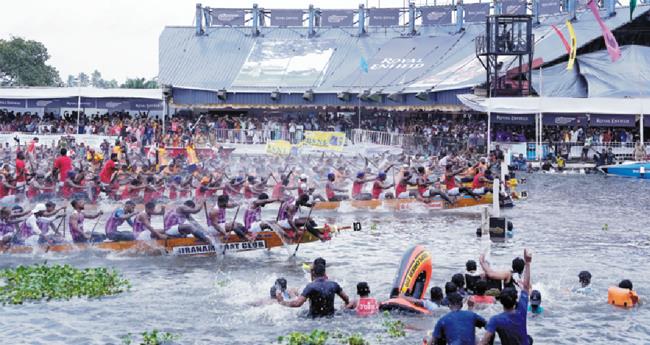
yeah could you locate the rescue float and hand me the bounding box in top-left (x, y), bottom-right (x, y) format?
top-left (379, 245), bottom-right (433, 315)
top-left (0, 224), bottom-right (356, 256)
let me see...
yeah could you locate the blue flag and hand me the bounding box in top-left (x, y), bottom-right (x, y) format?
top-left (359, 57), bottom-right (369, 73)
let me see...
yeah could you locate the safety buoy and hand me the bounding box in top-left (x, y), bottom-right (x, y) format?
top-left (608, 287), bottom-right (639, 308)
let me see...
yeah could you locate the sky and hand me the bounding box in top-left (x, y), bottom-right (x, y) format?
top-left (1, 0), bottom-right (447, 83)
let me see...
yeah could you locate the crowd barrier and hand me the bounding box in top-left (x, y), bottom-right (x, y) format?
top-left (497, 141), bottom-right (650, 161)
top-left (0, 132), bottom-right (117, 150)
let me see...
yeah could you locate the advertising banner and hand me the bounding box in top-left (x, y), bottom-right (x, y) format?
top-left (539, 0), bottom-right (561, 15)
top-left (502, 0), bottom-right (527, 15)
top-left (368, 8), bottom-right (400, 26)
top-left (302, 131), bottom-right (346, 151)
top-left (491, 114), bottom-right (535, 125)
top-left (464, 3), bottom-right (490, 22)
top-left (320, 10), bottom-right (354, 27)
top-left (210, 9), bottom-right (245, 26)
top-left (542, 114), bottom-right (588, 126)
top-left (271, 9), bottom-right (304, 26)
top-left (0, 99), bottom-right (26, 108)
top-left (589, 114), bottom-right (636, 127)
top-left (420, 6), bottom-right (453, 25)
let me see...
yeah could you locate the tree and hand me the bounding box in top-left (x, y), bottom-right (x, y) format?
top-left (91, 69), bottom-right (103, 88)
top-left (0, 36), bottom-right (61, 86)
top-left (66, 74), bottom-right (77, 87)
top-left (120, 77), bottom-right (158, 89)
top-left (77, 72), bottom-right (90, 87)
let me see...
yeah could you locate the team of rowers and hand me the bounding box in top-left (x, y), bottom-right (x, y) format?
top-left (0, 139), bottom-right (508, 247)
top-left (1, 139), bottom-right (504, 207)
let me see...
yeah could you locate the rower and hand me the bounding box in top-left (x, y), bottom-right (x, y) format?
top-left (163, 200), bottom-right (211, 242)
top-left (277, 194), bottom-right (329, 242)
top-left (99, 153), bottom-right (119, 198)
top-left (395, 171), bottom-right (417, 199)
top-left (351, 172), bottom-right (374, 200)
top-left (442, 165), bottom-right (481, 200)
top-left (68, 199), bottom-right (105, 243)
top-left (104, 200), bottom-right (139, 241)
top-left (207, 195), bottom-right (238, 238)
top-left (133, 202), bottom-right (167, 240)
top-left (472, 168), bottom-right (490, 195)
top-left (243, 193), bottom-right (278, 239)
top-left (39, 201), bottom-right (67, 240)
top-left (0, 207), bottom-right (25, 246)
top-left (15, 151), bottom-right (29, 197)
top-left (325, 173), bottom-right (348, 201)
top-left (423, 180), bottom-right (455, 205)
top-left (371, 172), bottom-right (394, 199)
top-left (19, 203), bottom-right (64, 246)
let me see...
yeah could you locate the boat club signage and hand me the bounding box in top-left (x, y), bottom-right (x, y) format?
top-left (172, 240), bottom-right (267, 255)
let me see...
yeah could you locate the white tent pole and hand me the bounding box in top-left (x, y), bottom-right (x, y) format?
top-left (77, 91), bottom-right (81, 134)
top-left (487, 111), bottom-right (491, 154)
top-left (535, 113), bottom-right (539, 161)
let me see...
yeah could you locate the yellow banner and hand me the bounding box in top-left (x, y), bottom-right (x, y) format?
top-left (566, 20), bottom-right (577, 70)
top-left (266, 140), bottom-right (297, 156)
top-left (302, 131), bottom-right (346, 152)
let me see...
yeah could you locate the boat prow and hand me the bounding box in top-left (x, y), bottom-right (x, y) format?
top-left (598, 161), bottom-right (650, 179)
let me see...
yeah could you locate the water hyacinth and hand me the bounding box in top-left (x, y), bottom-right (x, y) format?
top-left (0, 263), bottom-right (130, 305)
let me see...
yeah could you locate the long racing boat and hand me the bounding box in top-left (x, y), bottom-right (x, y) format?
top-left (313, 194), bottom-right (493, 211)
top-left (0, 225), bottom-right (354, 256)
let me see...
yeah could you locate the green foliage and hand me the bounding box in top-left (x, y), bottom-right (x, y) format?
top-left (280, 330), bottom-right (368, 345)
top-left (332, 332), bottom-right (368, 345)
top-left (0, 264), bottom-right (130, 305)
top-left (382, 312), bottom-right (406, 338)
top-left (277, 329), bottom-right (329, 345)
top-left (121, 330), bottom-right (179, 345)
top-left (121, 77), bottom-right (159, 89)
top-left (0, 36), bottom-right (61, 86)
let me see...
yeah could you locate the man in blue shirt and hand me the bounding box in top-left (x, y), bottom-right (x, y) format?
top-left (277, 263), bottom-right (350, 318)
top-left (479, 249), bottom-right (533, 345)
top-left (429, 292), bottom-right (486, 345)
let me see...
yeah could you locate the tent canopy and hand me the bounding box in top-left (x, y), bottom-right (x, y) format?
top-left (457, 93), bottom-right (649, 115)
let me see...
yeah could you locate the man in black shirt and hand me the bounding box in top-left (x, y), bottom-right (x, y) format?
top-left (277, 263), bottom-right (350, 317)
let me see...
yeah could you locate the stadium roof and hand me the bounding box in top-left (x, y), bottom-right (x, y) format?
top-left (159, 4), bottom-right (649, 100)
top-left (0, 87), bottom-right (161, 100)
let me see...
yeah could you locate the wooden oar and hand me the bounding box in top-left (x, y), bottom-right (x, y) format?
top-left (291, 205), bottom-right (314, 257)
top-left (88, 212), bottom-right (103, 243)
top-left (222, 205), bottom-right (241, 255)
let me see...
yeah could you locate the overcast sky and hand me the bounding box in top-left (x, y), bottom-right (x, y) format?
top-left (1, 0), bottom-right (448, 83)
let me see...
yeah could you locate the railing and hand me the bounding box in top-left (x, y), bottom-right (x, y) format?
top-left (497, 141), bottom-right (650, 161)
top-left (349, 129), bottom-right (484, 155)
top-left (349, 129), bottom-right (405, 147)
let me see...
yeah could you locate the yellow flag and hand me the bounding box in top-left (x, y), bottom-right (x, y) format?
top-left (566, 20), bottom-right (577, 70)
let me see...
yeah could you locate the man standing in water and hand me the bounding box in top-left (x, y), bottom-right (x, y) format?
top-left (428, 292), bottom-right (486, 345)
top-left (478, 249), bottom-right (533, 345)
top-left (277, 262), bottom-right (350, 317)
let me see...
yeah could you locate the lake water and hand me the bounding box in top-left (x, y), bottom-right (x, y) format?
top-left (1, 173), bottom-right (649, 344)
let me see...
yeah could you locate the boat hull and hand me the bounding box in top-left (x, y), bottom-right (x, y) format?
top-left (0, 230), bottom-right (322, 256)
top-left (599, 161), bottom-right (650, 179)
top-left (313, 194), bottom-right (493, 211)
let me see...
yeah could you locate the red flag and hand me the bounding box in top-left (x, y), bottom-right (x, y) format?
top-left (587, 0), bottom-right (621, 62)
top-left (551, 25), bottom-right (571, 54)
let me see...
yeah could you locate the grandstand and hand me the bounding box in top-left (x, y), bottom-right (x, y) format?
top-left (159, 1), bottom-right (649, 112)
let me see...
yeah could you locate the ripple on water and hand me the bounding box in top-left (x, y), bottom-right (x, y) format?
top-left (1, 174), bottom-right (649, 344)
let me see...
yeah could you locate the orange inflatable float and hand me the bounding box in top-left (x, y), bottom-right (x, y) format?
top-left (608, 287), bottom-right (639, 308)
top-left (379, 245), bottom-right (433, 314)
